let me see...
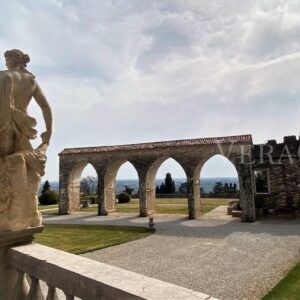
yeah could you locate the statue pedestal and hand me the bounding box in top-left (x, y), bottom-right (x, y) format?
top-left (0, 226), bottom-right (44, 247)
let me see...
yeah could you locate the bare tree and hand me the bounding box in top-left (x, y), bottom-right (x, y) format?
top-left (80, 176), bottom-right (98, 195)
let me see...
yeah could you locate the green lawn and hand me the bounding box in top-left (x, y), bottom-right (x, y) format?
top-left (35, 224), bottom-right (152, 254)
top-left (81, 198), bottom-right (231, 215)
top-left (263, 260), bottom-right (300, 300)
top-left (38, 204), bottom-right (58, 210)
top-left (39, 198), bottom-right (231, 216)
top-left (38, 204), bottom-right (59, 215)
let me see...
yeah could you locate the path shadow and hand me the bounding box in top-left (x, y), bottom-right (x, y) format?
top-left (43, 212), bottom-right (300, 239)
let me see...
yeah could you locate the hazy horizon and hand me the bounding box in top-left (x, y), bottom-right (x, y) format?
top-left (43, 175), bottom-right (239, 182)
top-left (42, 176), bottom-right (239, 194)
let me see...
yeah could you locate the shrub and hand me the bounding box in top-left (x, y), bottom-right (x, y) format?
top-left (117, 192), bottom-right (131, 204)
top-left (39, 190), bottom-right (59, 205)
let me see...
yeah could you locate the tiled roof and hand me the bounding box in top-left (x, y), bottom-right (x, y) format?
top-left (59, 134), bottom-right (253, 155)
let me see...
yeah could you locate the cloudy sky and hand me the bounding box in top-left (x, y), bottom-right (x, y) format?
top-left (1, 0), bottom-right (300, 180)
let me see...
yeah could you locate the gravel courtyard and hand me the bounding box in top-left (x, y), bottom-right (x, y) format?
top-left (78, 207), bottom-right (300, 300)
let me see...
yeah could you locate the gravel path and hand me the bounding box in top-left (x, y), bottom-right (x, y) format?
top-left (79, 207), bottom-right (300, 300)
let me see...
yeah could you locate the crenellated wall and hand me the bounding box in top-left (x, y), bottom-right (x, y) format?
top-left (252, 135), bottom-right (300, 214)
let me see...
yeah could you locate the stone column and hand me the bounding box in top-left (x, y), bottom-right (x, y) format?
top-left (138, 176), bottom-right (155, 217)
top-left (139, 177), bottom-right (148, 217)
top-left (97, 175), bottom-right (107, 216)
top-left (238, 163), bottom-right (256, 222)
top-left (58, 160), bottom-right (70, 215)
top-left (59, 160), bottom-right (82, 215)
top-left (187, 176), bottom-right (201, 219)
top-left (104, 185), bottom-right (116, 214)
top-left (97, 168), bottom-right (116, 216)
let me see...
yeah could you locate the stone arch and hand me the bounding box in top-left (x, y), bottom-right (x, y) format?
top-left (62, 160), bottom-right (98, 214)
top-left (142, 156), bottom-right (187, 216)
top-left (198, 154), bottom-right (239, 214)
top-left (194, 152), bottom-right (255, 221)
top-left (197, 154), bottom-right (238, 183)
top-left (98, 159), bottom-right (139, 215)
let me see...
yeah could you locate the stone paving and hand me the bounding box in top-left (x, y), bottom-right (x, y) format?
top-left (44, 207), bottom-right (300, 300)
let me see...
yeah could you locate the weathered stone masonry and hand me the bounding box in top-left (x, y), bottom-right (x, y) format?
top-left (59, 134), bottom-right (300, 221)
top-left (253, 135), bottom-right (300, 214)
top-left (59, 135), bottom-right (256, 222)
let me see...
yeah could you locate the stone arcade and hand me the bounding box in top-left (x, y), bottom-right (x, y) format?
top-left (59, 134), bottom-right (256, 222)
top-left (59, 134), bottom-right (300, 222)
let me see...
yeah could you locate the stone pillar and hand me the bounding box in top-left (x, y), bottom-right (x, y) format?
top-left (67, 171), bottom-right (81, 214)
top-left (238, 163), bottom-right (256, 222)
top-left (59, 160), bottom-right (82, 215)
top-left (105, 188), bottom-right (117, 213)
top-left (138, 176), bottom-right (155, 217)
top-left (139, 177), bottom-right (148, 217)
top-left (97, 168), bottom-right (116, 216)
top-left (187, 176), bottom-right (201, 219)
top-left (59, 160), bottom-right (70, 215)
top-left (97, 176), bottom-right (107, 216)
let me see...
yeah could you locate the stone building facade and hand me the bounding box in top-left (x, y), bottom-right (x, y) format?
top-left (252, 135), bottom-right (300, 215)
top-left (58, 134), bottom-right (300, 222)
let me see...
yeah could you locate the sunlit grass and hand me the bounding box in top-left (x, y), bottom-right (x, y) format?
top-left (80, 198), bottom-right (231, 215)
top-left (263, 260), bottom-right (300, 300)
top-left (35, 224), bottom-right (152, 254)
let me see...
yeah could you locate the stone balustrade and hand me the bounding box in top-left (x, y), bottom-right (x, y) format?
top-left (2, 243), bottom-right (216, 300)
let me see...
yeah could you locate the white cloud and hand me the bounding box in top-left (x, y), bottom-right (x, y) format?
top-left (0, 0), bottom-right (299, 180)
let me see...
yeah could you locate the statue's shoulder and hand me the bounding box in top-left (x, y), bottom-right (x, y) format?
top-left (0, 70), bottom-right (10, 75)
top-left (0, 71), bottom-right (12, 86)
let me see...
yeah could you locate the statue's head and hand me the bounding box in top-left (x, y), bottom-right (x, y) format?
top-left (4, 49), bottom-right (30, 70)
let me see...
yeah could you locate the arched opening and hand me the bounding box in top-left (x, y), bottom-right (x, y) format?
top-left (67, 162), bottom-right (98, 213)
top-left (154, 158), bottom-right (188, 215)
top-left (80, 163), bottom-right (98, 209)
top-left (199, 154), bottom-right (239, 216)
top-left (115, 162), bottom-right (139, 214)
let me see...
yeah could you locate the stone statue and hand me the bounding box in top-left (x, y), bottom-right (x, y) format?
top-left (0, 49), bottom-right (52, 231)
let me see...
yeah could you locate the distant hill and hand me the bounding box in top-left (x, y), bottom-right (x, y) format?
top-left (40, 177), bottom-right (239, 195)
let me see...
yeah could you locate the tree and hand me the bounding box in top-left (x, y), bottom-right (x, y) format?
top-left (156, 186), bottom-right (160, 194)
top-left (41, 180), bottom-right (51, 194)
top-left (213, 182), bottom-right (223, 194)
top-left (164, 173), bottom-right (175, 194)
top-left (39, 190), bottom-right (58, 205)
top-left (80, 176), bottom-right (97, 195)
top-left (123, 185), bottom-right (134, 195)
top-left (172, 180), bottom-right (176, 193)
top-left (159, 182), bottom-right (165, 193)
top-left (118, 192), bottom-right (131, 203)
top-left (39, 180), bottom-right (58, 205)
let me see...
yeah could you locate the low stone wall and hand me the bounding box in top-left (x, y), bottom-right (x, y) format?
top-left (6, 243), bottom-right (217, 300)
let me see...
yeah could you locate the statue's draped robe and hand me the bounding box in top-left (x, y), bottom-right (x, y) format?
top-left (0, 71), bottom-right (46, 231)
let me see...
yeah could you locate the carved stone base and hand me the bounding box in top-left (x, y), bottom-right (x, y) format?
top-left (0, 226), bottom-right (44, 248)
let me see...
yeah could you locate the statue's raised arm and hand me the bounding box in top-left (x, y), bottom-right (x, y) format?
top-left (33, 82), bottom-right (52, 145)
top-left (0, 49), bottom-right (53, 231)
